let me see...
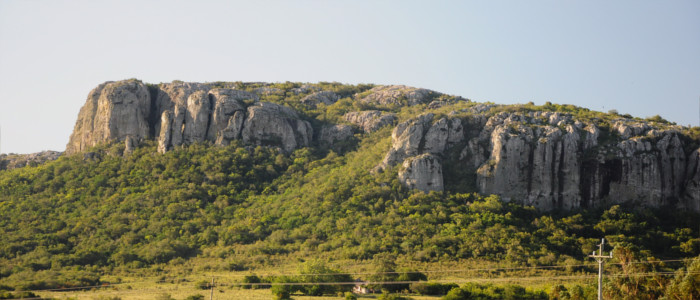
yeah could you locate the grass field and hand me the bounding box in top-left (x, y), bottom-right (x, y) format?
top-left (39, 285), bottom-right (442, 300)
top-left (32, 258), bottom-right (597, 299)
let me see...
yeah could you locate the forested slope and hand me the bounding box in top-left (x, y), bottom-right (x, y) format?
top-left (1, 80), bottom-right (699, 298)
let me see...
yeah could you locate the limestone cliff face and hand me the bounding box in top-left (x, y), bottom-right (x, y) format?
top-left (155, 86), bottom-right (263, 152)
top-left (240, 102), bottom-right (313, 153)
top-left (66, 80), bottom-right (151, 154)
top-left (381, 110), bottom-right (700, 211)
top-left (344, 110), bottom-right (397, 133)
top-left (66, 79), bottom-right (699, 211)
top-left (68, 80), bottom-right (311, 155)
top-left (684, 148), bottom-right (700, 212)
top-left (399, 154), bottom-right (443, 192)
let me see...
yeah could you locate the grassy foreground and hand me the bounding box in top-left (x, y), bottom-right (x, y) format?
top-left (31, 260), bottom-right (594, 300)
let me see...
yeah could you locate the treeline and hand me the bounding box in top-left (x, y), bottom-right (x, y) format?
top-left (0, 134), bottom-right (699, 295)
top-left (235, 257), bottom-right (700, 299)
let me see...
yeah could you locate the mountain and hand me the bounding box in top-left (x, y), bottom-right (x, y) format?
top-left (1, 79), bottom-right (699, 295)
top-left (66, 79), bottom-right (700, 211)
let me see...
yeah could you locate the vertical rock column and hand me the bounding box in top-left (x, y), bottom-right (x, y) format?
top-left (66, 80), bottom-right (151, 154)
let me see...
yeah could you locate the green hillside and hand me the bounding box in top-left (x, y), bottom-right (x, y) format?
top-left (1, 81), bottom-right (699, 299)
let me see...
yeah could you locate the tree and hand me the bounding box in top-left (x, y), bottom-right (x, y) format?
top-left (296, 260), bottom-right (352, 295)
top-left (662, 255), bottom-right (700, 299)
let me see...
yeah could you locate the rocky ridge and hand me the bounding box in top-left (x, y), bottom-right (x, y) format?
top-left (343, 110), bottom-right (397, 133)
top-left (0, 151), bottom-right (62, 171)
top-left (65, 79), bottom-right (700, 211)
top-left (379, 110), bottom-right (699, 211)
top-left (66, 80), bottom-right (315, 154)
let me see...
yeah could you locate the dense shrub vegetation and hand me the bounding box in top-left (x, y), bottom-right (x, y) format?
top-left (1, 83), bottom-right (699, 298)
top-left (1, 136), bottom-right (698, 296)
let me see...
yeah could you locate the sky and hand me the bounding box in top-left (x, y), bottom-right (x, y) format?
top-left (1, 0), bottom-right (699, 154)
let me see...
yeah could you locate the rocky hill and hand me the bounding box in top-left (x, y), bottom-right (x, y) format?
top-left (65, 79), bottom-right (700, 211)
top-left (3, 79), bottom-right (700, 291)
top-left (0, 151), bottom-right (61, 171)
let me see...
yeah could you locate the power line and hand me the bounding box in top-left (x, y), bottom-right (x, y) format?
top-left (28, 270), bottom-right (696, 293)
top-left (14, 258), bottom-right (695, 294)
top-left (200, 261), bottom-right (679, 278)
top-left (205, 258), bottom-right (688, 278)
top-left (212, 271), bottom-right (700, 287)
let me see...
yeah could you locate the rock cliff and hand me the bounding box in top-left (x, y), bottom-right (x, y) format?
top-left (379, 110), bottom-right (700, 211)
top-left (65, 79), bottom-right (700, 211)
top-left (67, 80), bottom-right (311, 154)
top-left (66, 80), bottom-right (152, 154)
top-left (344, 110), bottom-right (397, 133)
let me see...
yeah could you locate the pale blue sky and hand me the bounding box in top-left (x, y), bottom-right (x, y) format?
top-left (1, 0), bottom-right (698, 154)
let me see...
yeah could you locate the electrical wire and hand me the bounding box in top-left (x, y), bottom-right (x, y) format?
top-left (14, 258), bottom-right (697, 294)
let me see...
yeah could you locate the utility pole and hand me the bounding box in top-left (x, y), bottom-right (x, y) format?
top-left (588, 238), bottom-right (613, 300)
top-left (210, 277), bottom-right (214, 300)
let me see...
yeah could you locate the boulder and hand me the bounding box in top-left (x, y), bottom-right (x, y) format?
top-left (358, 85), bottom-right (438, 106)
top-left (319, 124), bottom-right (354, 147)
top-left (343, 111), bottom-right (397, 133)
top-left (300, 91), bottom-right (339, 107)
top-left (399, 154), bottom-right (444, 192)
top-left (241, 102), bottom-right (313, 153)
top-left (207, 88), bottom-right (255, 142)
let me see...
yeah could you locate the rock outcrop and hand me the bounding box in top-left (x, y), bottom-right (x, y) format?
top-left (398, 154), bottom-right (443, 192)
top-left (380, 110), bottom-right (700, 211)
top-left (66, 80), bottom-right (151, 154)
top-left (207, 89), bottom-right (252, 144)
top-left (319, 124), bottom-right (353, 147)
top-left (68, 80), bottom-right (312, 155)
top-left (240, 102), bottom-right (313, 153)
top-left (684, 148), bottom-right (700, 212)
top-left (358, 85), bottom-right (438, 106)
top-left (344, 111), bottom-right (397, 133)
top-left (66, 79), bottom-right (700, 211)
top-left (0, 151), bottom-right (62, 171)
top-left (377, 113), bottom-right (465, 172)
top-left (300, 91), bottom-right (339, 108)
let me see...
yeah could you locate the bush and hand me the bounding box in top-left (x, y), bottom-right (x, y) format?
top-left (296, 260), bottom-right (353, 295)
top-left (410, 282), bottom-right (458, 295)
top-left (344, 291), bottom-right (357, 300)
top-left (92, 296), bottom-right (121, 300)
top-left (442, 287), bottom-right (472, 300)
top-left (271, 276), bottom-right (294, 300)
top-left (378, 292), bottom-right (413, 300)
top-left (442, 283), bottom-right (547, 300)
top-left (184, 294), bottom-right (204, 300)
top-left (272, 288), bottom-right (291, 300)
top-left (241, 274), bottom-right (261, 289)
top-left (154, 293), bottom-right (173, 300)
top-left (195, 280), bottom-right (210, 290)
top-left (0, 291), bottom-right (39, 299)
